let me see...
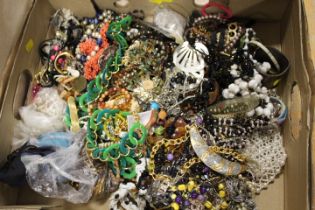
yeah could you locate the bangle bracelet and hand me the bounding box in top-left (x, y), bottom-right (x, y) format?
top-left (201, 2), bottom-right (233, 19)
top-left (54, 51), bottom-right (74, 75)
top-left (270, 97), bottom-right (288, 125)
top-left (249, 40), bottom-right (280, 71)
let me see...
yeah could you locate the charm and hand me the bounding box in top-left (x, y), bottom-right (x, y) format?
top-left (189, 126), bottom-right (246, 175)
top-left (173, 41), bottom-right (207, 79)
top-left (208, 95), bottom-right (260, 117)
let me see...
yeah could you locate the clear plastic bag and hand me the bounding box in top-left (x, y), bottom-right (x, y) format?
top-left (13, 88), bottom-right (67, 151)
top-left (21, 131), bottom-right (98, 204)
top-left (153, 7), bottom-right (186, 42)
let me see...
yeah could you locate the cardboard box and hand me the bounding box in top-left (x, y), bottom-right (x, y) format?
top-left (0, 0), bottom-right (312, 209)
top-left (0, 0), bottom-right (34, 114)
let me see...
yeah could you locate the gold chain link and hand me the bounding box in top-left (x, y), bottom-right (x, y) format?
top-left (209, 146), bottom-right (246, 162)
top-left (149, 130), bottom-right (200, 180)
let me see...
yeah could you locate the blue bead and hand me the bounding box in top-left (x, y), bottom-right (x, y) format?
top-left (150, 101), bottom-right (160, 110)
top-left (97, 38), bottom-right (103, 46)
top-left (81, 56), bottom-right (86, 62)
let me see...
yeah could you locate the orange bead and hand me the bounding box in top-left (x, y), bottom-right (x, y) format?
top-left (158, 110), bottom-right (167, 120)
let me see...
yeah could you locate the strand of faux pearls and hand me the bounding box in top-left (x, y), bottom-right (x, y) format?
top-left (223, 65), bottom-right (274, 118)
top-left (243, 28), bottom-right (256, 56)
top-left (74, 10), bottom-right (115, 62)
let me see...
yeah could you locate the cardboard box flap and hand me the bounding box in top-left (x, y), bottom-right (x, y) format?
top-left (0, 0), bottom-right (34, 110)
top-left (0, 0), bottom-right (34, 71)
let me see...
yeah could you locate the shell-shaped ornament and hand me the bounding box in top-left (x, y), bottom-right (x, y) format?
top-left (173, 41), bottom-right (208, 80)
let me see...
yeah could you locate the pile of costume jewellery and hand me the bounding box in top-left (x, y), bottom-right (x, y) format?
top-left (1, 4), bottom-right (290, 210)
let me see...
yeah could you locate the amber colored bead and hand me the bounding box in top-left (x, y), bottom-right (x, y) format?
top-left (165, 117), bottom-right (175, 128)
top-left (158, 110), bottom-right (167, 120)
top-left (175, 118), bottom-right (186, 127)
top-left (175, 126), bottom-right (186, 136)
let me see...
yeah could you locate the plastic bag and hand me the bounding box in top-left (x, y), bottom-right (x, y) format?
top-left (13, 88), bottom-right (67, 151)
top-left (21, 131), bottom-right (98, 204)
top-left (29, 132), bottom-right (74, 149)
top-left (153, 7), bottom-right (186, 42)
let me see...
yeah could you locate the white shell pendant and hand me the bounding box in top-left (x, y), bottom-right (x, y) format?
top-left (173, 41), bottom-right (207, 80)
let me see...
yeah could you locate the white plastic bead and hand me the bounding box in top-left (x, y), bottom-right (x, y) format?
top-left (261, 87), bottom-right (268, 94)
top-left (230, 69), bottom-right (239, 77)
top-left (228, 92), bottom-right (235, 98)
top-left (241, 91), bottom-right (249, 96)
top-left (76, 54), bottom-right (81, 59)
top-left (266, 103), bottom-right (274, 111)
top-left (248, 80), bottom-right (258, 89)
top-left (95, 46), bottom-right (99, 51)
top-left (263, 108), bottom-right (271, 117)
top-left (228, 83), bottom-right (240, 94)
top-left (262, 61), bottom-right (271, 70)
top-left (231, 64), bottom-right (238, 70)
top-left (222, 89), bottom-right (230, 99)
top-left (87, 55), bottom-right (91, 60)
top-left (239, 81), bottom-right (248, 90)
top-left (246, 110), bottom-right (255, 117)
top-left (255, 106), bottom-right (264, 116)
top-left (91, 51), bottom-right (96, 56)
top-left (255, 74), bottom-right (263, 82)
top-left (234, 78), bottom-right (242, 85)
top-left (259, 66), bottom-right (268, 73)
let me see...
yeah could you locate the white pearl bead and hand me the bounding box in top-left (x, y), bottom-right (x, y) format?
top-left (241, 91), bottom-right (249, 96)
top-left (263, 108), bottom-right (271, 117)
top-left (265, 96), bottom-right (270, 103)
top-left (246, 110), bottom-right (255, 117)
top-left (248, 80), bottom-right (258, 89)
top-left (94, 46), bottom-right (99, 51)
top-left (255, 106), bottom-right (264, 116)
top-left (239, 81), bottom-right (248, 90)
top-left (76, 54), bottom-right (81, 59)
top-left (261, 87), bottom-right (268, 94)
top-left (262, 61), bottom-right (271, 70)
top-left (222, 89), bottom-right (230, 99)
top-left (228, 92), bottom-right (235, 98)
top-left (266, 103), bottom-right (274, 111)
top-left (231, 64), bottom-right (238, 70)
top-left (228, 83), bottom-right (240, 94)
top-left (86, 29), bottom-right (91, 34)
top-left (87, 55), bottom-right (91, 60)
top-left (230, 69), bottom-right (239, 77)
top-left (259, 66), bottom-right (268, 73)
top-left (255, 74), bottom-right (263, 81)
top-left (234, 78), bottom-right (242, 85)
top-left (91, 51), bottom-right (96, 56)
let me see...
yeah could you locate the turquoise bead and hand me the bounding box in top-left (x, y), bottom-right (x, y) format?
top-left (150, 101), bottom-right (160, 110)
